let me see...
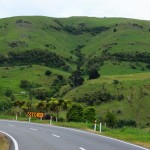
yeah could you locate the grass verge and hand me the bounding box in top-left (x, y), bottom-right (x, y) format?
top-left (101, 127), bottom-right (150, 149)
top-left (0, 133), bottom-right (10, 150)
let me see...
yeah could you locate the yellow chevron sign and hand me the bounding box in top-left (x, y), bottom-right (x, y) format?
top-left (27, 112), bottom-right (44, 118)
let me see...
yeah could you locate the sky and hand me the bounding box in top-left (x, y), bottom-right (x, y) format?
top-left (0, 0), bottom-right (150, 20)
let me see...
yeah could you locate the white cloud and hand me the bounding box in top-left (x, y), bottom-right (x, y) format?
top-left (0, 0), bottom-right (150, 20)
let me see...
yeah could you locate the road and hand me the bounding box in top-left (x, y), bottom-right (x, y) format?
top-left (0, 120), bottom-right (148, 150)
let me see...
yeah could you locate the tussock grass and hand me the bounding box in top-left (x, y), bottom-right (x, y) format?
top-left (0, 133), bottom-right (10, 150)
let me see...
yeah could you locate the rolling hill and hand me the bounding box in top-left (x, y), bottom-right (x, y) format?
top-left (0, 16), bottom-right (150, 126)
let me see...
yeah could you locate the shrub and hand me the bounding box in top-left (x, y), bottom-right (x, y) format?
top-left (105, 111), bottom-right (117, 128)
top-left (113, 28), bottom-right (117, 32)
top-left (113, 80), bottom-right (119, 84)
top-left (88, 68), bottom-right (100, 80)
top-left (4, 88), bottom-right (13, 97)
top-left (83, 107), bottom-right (96, 123)
top-left (20, 80), bottom-right (32, 90)
top-left (67, 104), bottom-right (83, 122)
top-left (45, 70), bottom-right (52, 76)
top-left (117, 119), bottom-right (137, 128)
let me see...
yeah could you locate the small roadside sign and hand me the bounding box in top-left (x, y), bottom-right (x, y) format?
top-left (37, 113), bottom-right (44, 118)
top-left (27, 112), bottom-right (44, 118)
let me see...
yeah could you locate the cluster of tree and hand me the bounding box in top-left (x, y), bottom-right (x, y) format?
top-left (0, 95), bottom-right (72, 122)
top-left (132, 23), bottom-right (143, 29)
top-left (63, 25), bottom-right (109, 35)
top-left (117, 119), bottom-right (137, 128)
top-left (75, 89), bottom-right (112, 105)
top-left (20, 80), bottom-right (41, 90)
top-left (0, 49), bottom-right (67, 68)
top-left (69, 67), bottom-right (84, 88)
top-left (49, 75), bottom-right (67, 97)
top-left (8, 41), bottom-right (28, 48)
top-left (85, 55), bottom-right (103, 79)
top-left (33, 88), bottom-right (51, 100)
top-left (16, 19), bottom-right (32, 24)
top-left (101, 111), bottom-right (137, 128)
top-left (88, 68), bottom-right (100, 80)
top-left (45, 19), bottom-right (109, 35)
top-left (69, 45), bottom-right (85, 88)
top-left (20, 73), bottom-right (66, 100)
top-left (107, 52), bottom-right (150, 64)
top-left (67, 104), bottom-right (96, 123)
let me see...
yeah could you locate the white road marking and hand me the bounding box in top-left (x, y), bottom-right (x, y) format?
top-left (30, 128), bottom-right (37, 131)
top-left (8, 124), bottom-right (14, 126)
top-left (51, 134), bottom-right (60, 138)
top-left (0, 131), bottom-right (19, 150)
top-left (79, 147), bottom-right (86, 150)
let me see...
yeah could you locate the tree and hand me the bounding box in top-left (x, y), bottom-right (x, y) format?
top-left (20, 80), bottom-right (32, 90)
top-left (35, 101), bottom-right (46, 112)
top-left (45, 70), bottom-right (52, 76)
top-left (48, 98), bottom-right (59, 122)
top-left (4, 88), bottom-right (13, 97)
top-left (83, 107), bottom-right (96, 123)
top-left (67, 104), bottom-right (83, 122)
top-left (105, 111), bottom-right (117, 128)
top-left (88, 68), bottom-right (100, 79)
top-left (113, 28), bottom-right (117, 32)
top-left (13, 100), bottom-right (25, 108)
top-left (0, 99), bottom-right (12, 111)
top-left (69, 68), bottom-right (84, 88)
top-left (62, 99), bottom-right (72, 122)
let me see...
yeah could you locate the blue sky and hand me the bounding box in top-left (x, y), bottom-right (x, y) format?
top-left (0, 0), bottom-right (150, 20)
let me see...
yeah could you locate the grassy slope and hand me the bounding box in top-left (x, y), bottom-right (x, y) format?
top-left (64, 72), bottom-right (150, 124)
top-left (0, 65), bottom-right (70, 100)
top-left (0, 16), bottom-right (150, 125)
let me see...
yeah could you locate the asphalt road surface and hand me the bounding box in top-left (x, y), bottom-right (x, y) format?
top-left (0, 120), bottom-right (149, 150)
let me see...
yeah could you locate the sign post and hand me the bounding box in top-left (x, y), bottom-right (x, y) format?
top-left (100, 122), bottom-right (102, 133)
top-left (29, 116), bottom-right (31, 122)
top-left (16, 114), bottom-right (18, 121)
top-left (50, 116), bottom-right (52, 125)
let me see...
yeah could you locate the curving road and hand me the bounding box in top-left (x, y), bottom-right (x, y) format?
top-left (0, 120), bottom-right (149, 150)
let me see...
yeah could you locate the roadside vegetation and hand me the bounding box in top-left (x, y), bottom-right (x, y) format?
top-left (0, 133), bottom-right (10, 150)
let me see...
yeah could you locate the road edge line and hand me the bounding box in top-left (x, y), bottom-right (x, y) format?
top-left (0, 131), bottom-right (19, 150)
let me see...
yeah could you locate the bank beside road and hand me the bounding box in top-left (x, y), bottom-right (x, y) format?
top-left (0, 132), bottom-right (10, 150)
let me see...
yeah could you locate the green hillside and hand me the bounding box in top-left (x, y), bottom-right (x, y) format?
top-left (0, 16), bottom-right (150, 126)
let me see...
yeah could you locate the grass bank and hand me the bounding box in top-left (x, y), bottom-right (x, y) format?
top-left (101, 127), bottom-right (150, 149)
top-left (0, 133), bottom-right (10, 150)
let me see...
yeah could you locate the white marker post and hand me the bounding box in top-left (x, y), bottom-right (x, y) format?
top-left (29, 117), bottom-right (31, 122)
top-left (94, 120), bottom-right (97, 131)
top-left (40, 117), bottom-right (42, 121)
top-left (100, 122), bottom-right (102, 133)
top-left (50, 116), bottom-right (52, 125)
top-left (16, 114), bottom-right (18, 121)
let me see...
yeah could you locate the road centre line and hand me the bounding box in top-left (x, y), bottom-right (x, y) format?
top-left (30, 128), bottom-right (37, 131)
top-left (51, 134), bottom-right (60, 138)
top-left (8, 124), bottom-right (15, 126)
top-left (79, 147), bottom-right (86, 150)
